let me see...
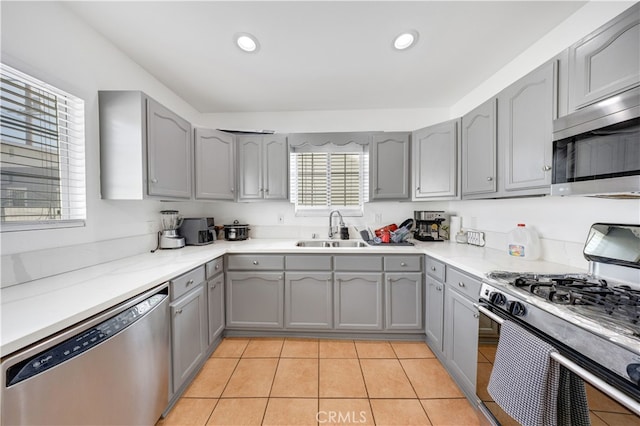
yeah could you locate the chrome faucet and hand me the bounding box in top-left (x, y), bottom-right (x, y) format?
top-left (328, 210), bottom-right (345, 239)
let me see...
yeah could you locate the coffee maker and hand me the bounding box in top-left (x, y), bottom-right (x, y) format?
top-left (159, 210), bottom-right (186, 249)
top-left (413, 211), bottom-right (450, 242)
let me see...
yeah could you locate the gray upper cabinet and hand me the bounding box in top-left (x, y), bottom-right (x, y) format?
top-left (461, 98), bottom-right (497, 197)
top-left (237, 134), bottom-right (288, 201)
top-left (412, 119), bottom-right (459, 200)
top-left (498, 60), bottom-right (556, 194)
top-left (194, 128), bottom-right (235, 200)
top-left (370, 132), bottom-right (410, 200)
top-left (568, 4), bottom-right (640, 111)
top-left (99, 91), bottom-right (192, 200)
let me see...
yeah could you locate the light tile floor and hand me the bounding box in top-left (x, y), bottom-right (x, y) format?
top-left (157, 337), bottom-right (483, 426)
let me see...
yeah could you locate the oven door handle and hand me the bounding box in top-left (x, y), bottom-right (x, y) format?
top-left (474, 303), bottom-right (640, 416)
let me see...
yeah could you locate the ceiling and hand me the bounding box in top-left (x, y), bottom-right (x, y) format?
top-left (65, 1), bottom-right (586, 113)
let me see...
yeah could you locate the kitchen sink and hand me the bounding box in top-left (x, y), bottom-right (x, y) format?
top-left (295, 240), bottom-right (369, 248)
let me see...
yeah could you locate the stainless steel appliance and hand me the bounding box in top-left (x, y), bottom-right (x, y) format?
top-left (223, 220), bottom-right (250, 241)
top-left (413, 211), bottom-right (450, 241)
top-left (180, 217), bottom-right (215, 245)
top-left (159, 210), bottom-right (185, 249)
top-left (476, 223), bottom-right (640, 425)
top-left (1, 284), bottom-right (170, 425)
top-left (551, 86), bottom-right (640, 198)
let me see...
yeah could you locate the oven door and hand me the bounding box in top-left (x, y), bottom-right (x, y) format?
top-left (475, 304), bottom-right (640, 426)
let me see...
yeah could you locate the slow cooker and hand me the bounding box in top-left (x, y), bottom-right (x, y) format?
top-left (223, 220), bottom-right (250, 241)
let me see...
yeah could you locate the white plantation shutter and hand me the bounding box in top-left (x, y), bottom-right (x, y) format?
top-left (290, 145), bottom-right (368, 215)
top-left (1, 63), bottom-right (86, 230)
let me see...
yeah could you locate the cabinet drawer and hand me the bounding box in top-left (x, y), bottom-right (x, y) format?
top-left (334, 255), bottom-right (383, 272)
top-left (206, 257), bottom-right (224, 278)
top-left (170, 265), bottom-right (205, 301)
top-left (384, 256), bottom-right (422, 272)
top-left (446, 267), bottom-right (481, 301)
top-left (425, 257), bottom-right (446, 281)
top-left (227, 255), bottom-right (284, 270)
top-left (285, 255), bottom-right (332, 271)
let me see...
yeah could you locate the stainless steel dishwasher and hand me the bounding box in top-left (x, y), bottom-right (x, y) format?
top-left (1, 283), bottom-right (170, 425)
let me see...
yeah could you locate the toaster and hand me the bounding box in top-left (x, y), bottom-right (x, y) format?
top-left (179, 217), bottom-right (215, 245)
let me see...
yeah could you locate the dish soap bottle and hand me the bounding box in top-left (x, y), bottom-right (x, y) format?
top-left (507, 224), bottom-right (541, 260)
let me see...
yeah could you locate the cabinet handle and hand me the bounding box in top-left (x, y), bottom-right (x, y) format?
top-left (151, 178), bottom-right (158, 184)
top-left (186, 279), bottom-right (194, 286)
top-left (230, 188), bottom-right (235, 193)
top-left (175, 309), bottom-right (183, 315)
top-left (215, 264), bottom-right (220, 270)
top-left (437, 286), bottom-right (442, 291)
top-left (486, 177), bottom-right (493, 181)
top-left (265, 188), bottom-right (269, 193)
top-left (260, 188), bottom-right (264, 192)
top-left (400, 262), bottom-right (407, 267)
top-left (542, 165), bottom-right (552, 171)
top-left (252, 260), bottom-right (259, 265)
top-left (474, 313), bottom-right (480, 318)
top-left (416, 186), bottom-right (420, 191)
top-left (458, 282), bottom-right (465, 288)
top-left (431, 266), bottom-right (436, 271)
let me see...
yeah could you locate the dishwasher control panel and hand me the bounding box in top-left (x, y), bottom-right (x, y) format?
top-left (6, 293), bottom-right (167, 386)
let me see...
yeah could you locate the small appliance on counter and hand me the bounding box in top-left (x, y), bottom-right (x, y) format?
top-left (157, 210), bottom-right (185, 250)
top-left (413, 211), bottom-right (450, 241)
top-left (223, 220), bottom-right (250, 241)
top-left (180, 217), bottom-right (215, 246)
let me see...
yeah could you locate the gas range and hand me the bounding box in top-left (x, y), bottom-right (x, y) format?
top-left (479, 223), bottom-right (640, 406)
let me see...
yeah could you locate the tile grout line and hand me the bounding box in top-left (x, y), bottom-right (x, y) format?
top-left (396, 354), bottom-right (434, 425)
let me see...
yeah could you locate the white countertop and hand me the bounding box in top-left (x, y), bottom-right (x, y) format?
top-left (0, 238), bottom-right (585, 357)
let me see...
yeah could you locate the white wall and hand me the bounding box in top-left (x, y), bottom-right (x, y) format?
top-left (1, 1), bottom-right (639, 286)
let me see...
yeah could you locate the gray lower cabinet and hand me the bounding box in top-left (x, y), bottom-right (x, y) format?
top-left (444, 286), bottom-right (479, 396)
top-left (334, 273), bottom-right (383, 330)
top-left (226, 271), bottom-right (284, 328)
top-left (385, 273), bottom-right (422, 330)
top-left (568, 4), bottom-right (640, 111)
top-left (169, 266), bottom-right (207, 396)
top-left (370, 132), bottom-right (410, 200)
top-left (194, 128), bottom-right (235, 200)
top-left (425, 276), bottom-right (444, 353)
top-left (207, 272), bottom-right (225, 344)
top-left (461, 98), bottom-right (497, 197)
top-left (412, 119), bottom-right (460, 200)
top-left (498, 60), bottom-right (556, 195)
top-left (285, 272), bottom-right (333, 329)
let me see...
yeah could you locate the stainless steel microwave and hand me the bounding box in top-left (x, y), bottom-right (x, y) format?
top-left (551, 87), bottom-right (640, 198)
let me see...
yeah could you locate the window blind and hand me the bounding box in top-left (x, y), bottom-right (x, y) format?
top-left (1, 63), bottom-right (86, 230)
top-left (290, 149), bottom-right (368, 215)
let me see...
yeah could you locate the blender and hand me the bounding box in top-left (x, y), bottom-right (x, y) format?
top-left (158, 210), bottom-right (185, 249)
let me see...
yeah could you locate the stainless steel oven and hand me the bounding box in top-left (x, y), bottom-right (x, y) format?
top-left (551, 86), bottom-right (640, 198)
top-left (475, 223), bottom-right (640, 425)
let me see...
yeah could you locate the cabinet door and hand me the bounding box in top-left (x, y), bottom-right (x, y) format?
top-left (462, 99), bottom-right (497, 196)
top-left (226, 272), bottom-right (284, 328)
top-left (171, 285), bottom-right (207, 393)
top-left (285, 272), bottom-right (333, 329)
top-left (500, 61), bottom-right (556, 193)
top-left (413, 120), bottom-right (459, 199)
top-left (425, 277), bottom-right (445, 354)
top-left (371, 133), bottom-right (410, 200)
top-left (334, 273), bottom-right (383, 330)
top-left (194, 129), bottom-right (235, 200)
top-left (569, 4), bottom-right (640, 110)
top-left (146, 98), bottom-right (192, 198)
top-left (444, 287), bottom-right (479, 395)
top-left (237, 135), bottom-right (263, 200)
top-left (385, 272), bottom-right (422, 330)
top-left (207, 273), bottom-right (225, 344)
top-left (263, 135), bottom-right (288, 200)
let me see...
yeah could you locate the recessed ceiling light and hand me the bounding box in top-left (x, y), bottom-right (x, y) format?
top-left (393, 30), bottom-right (419, 51)
top-left (235, 33), bottom-right (260, 53)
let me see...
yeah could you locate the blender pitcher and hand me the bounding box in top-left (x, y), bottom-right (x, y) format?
top-left (157, 210), bottom-right (185, 250)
